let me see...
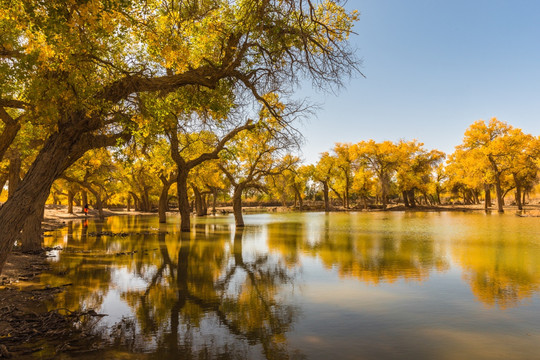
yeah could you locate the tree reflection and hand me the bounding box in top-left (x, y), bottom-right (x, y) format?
top-left (267, 216), bottom-right (448, 284)
top-left (452, 229), bottom-right (540, 308)
top-left (111, 224), bottom-right (301, 359)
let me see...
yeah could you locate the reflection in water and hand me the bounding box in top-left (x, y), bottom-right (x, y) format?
top-left (449, 214), bottom-right (540, 308)
top-left (41, 212), bottom-right (540, 359)
top-left (44, 216), bottom-right (302, 359)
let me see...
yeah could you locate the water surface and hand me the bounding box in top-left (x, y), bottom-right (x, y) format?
top-left (41, 211), bottom-right (540, 359)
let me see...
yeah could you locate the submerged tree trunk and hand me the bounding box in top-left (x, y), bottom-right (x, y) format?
top-left (176, 167), bottom-right (191, 232)
top-left (232, 185), bottom-right (245, 227)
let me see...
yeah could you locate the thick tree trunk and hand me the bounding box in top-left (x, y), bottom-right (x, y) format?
top-left (20, 205), bottom-right (45, 252)
top-left (0, 128), bottom-right (85, 274)
top-left (127, 196), bottom-right (131, 211)
top-left (176, 167), bottom-right (191, 232)
top-left (232, 186), bottom-right (245, 227)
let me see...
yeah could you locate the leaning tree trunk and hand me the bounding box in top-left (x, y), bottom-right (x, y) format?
top-left (0, 127), bottom-right (85, 274)
top-left (232, 185), bottom-right (245, 228)
top-left (20, 205), bottom-right (45, 252)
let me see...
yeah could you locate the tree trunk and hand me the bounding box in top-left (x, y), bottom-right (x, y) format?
top-left (20, 205), bottom-right (45, 252)
top-left (67, 189), bottom-right (74, 214)
top-left (0, 127), bottom-right (86, 274)
top-left (81, 190), bottom-right (88, 213)
top-left (513, 174), bottom-right (522, 210)
top-left (294, 187), bottom-right (303, 211)
top-left (193, 186), bottom-right (205, 216)
top-left (484, 183), bottom-right (491, 211)
top-left (127, 196), bottom-right (131, 211)
top-left (232, 185), bottom-right (245, 227)
top-left (402, 191), bottom-right (410, 208)
top-left (159, 182), bottom-right (172, 223)
top-left (211, 188), bottom-right (218, 214)
top-left (487, 156), bottom-right (504, 213)
top-left (0, 173), bottom-right (8, 199)
top-left (322, 181), bottom-right (330, 212)
top-left (381, 176), bottom-right (388, 209)
top-left (408, 189), bottom-right (416, 208)
top-left (7, 150), bottom-right (21, 198)
top-left (176, 167), bottom-right (191, 232)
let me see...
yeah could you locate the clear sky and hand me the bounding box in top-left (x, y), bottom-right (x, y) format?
top-left (299, 0), bottom-right (540, 164)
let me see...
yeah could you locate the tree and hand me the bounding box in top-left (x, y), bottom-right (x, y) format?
top-left (0, 0), bottom-right (360, 273)
top-left (310, 152), bottom-right (339, 212)
top-left (458, 118), bottom-right (516, 212)
top-left (354, 140), bottom-right (401, 209)
top-left (220, 121), bottom-right (299, 227)
top-left (395, 140), bottom-right (445, 207)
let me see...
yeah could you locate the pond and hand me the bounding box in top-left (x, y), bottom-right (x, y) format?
top-left (39, 211), bottom-right (540, 359)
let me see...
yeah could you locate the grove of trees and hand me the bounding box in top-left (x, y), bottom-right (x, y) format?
top-left (1, 0), bottom-right (539, 277)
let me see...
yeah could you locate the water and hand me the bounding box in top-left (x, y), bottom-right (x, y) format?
top-left (40, 211), bottom-right (540, 359)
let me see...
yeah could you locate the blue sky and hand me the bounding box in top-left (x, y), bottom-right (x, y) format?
top-left (299, 0), bottom-right (540, 164)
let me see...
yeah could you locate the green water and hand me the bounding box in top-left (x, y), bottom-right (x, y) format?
top-left (40, 211), bottom-right (540, 359)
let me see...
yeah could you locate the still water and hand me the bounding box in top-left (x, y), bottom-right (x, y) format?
top-left (41, 211), bottom-right (540, 359)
